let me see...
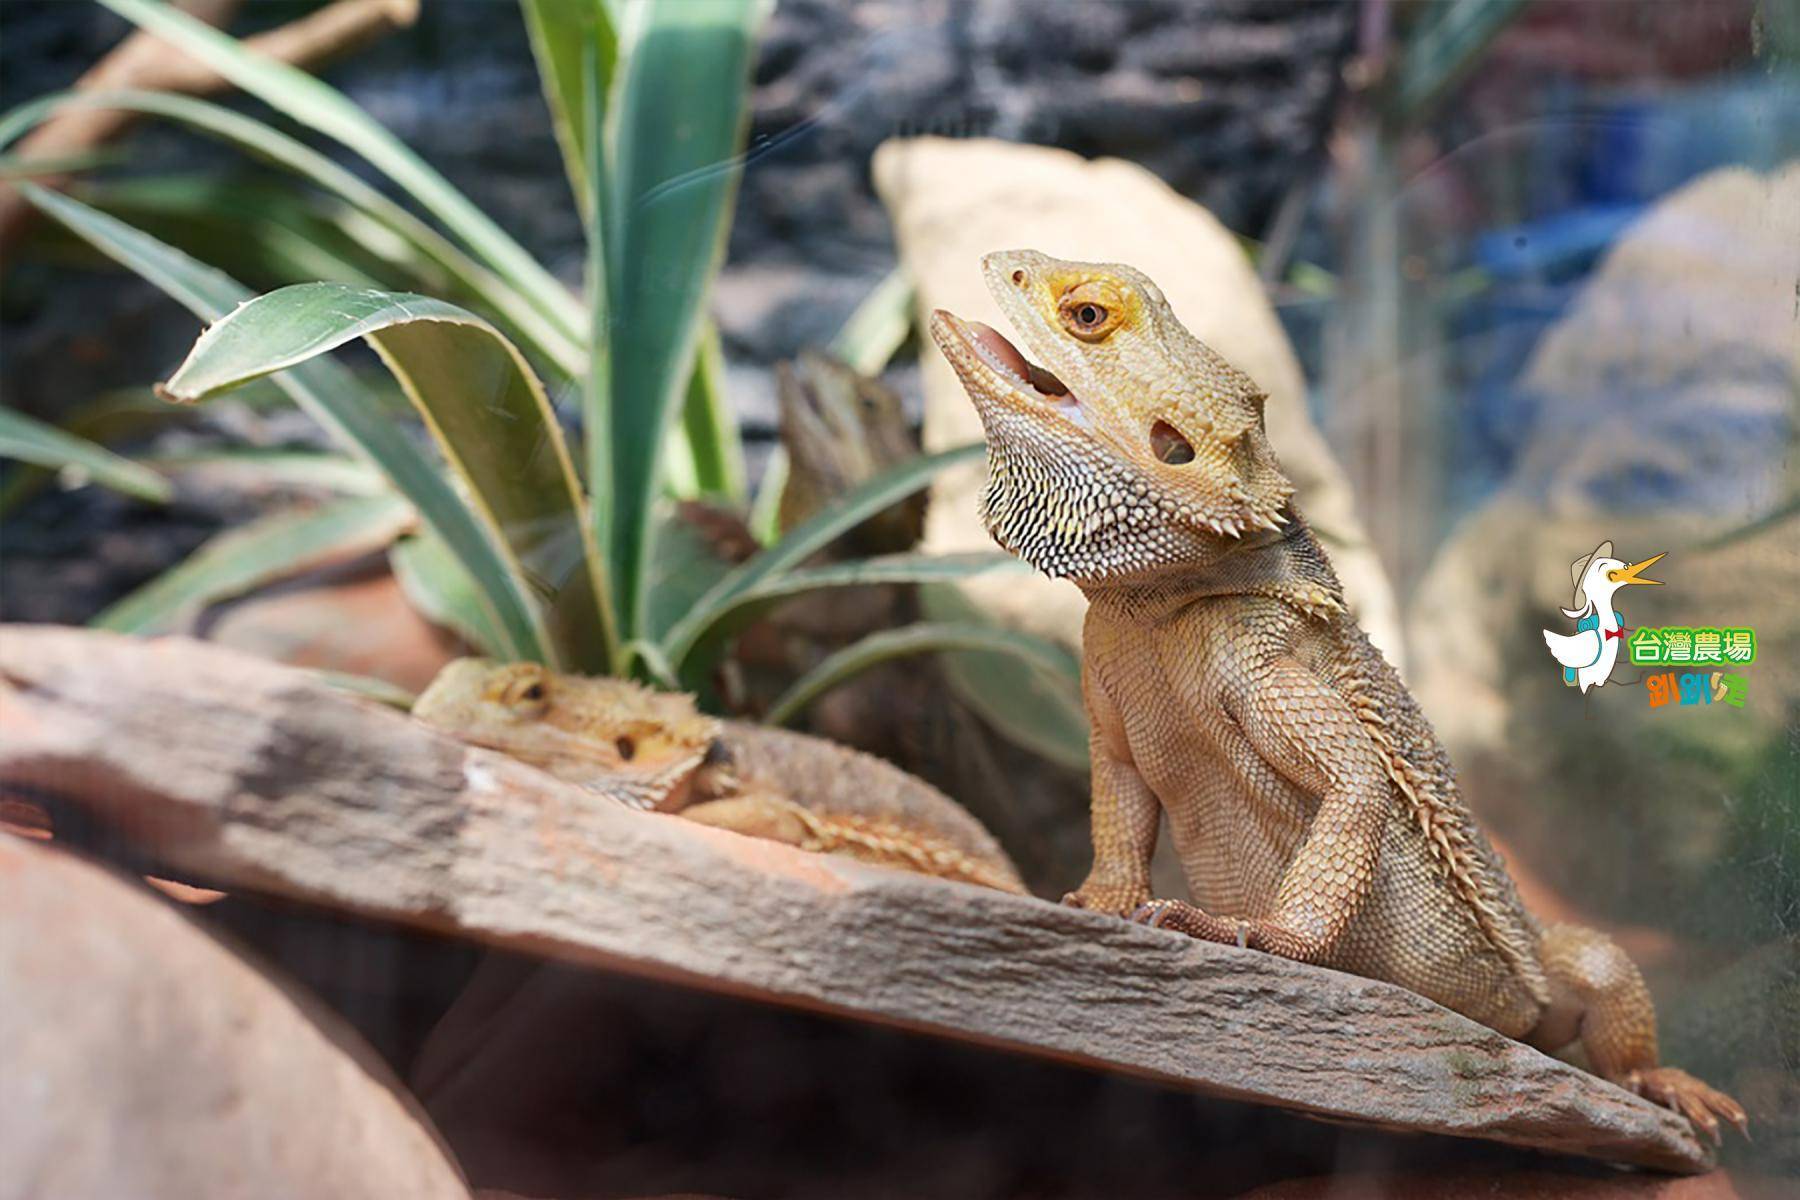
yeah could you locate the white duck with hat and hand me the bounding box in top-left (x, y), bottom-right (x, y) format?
top-left (1542, 541), bottom-right (1665, 694)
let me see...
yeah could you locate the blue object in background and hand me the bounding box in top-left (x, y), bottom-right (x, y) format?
top-left (1422, 69), bottom-right (1800, 526)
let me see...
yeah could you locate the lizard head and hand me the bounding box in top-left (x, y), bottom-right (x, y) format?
top-left (777, 350), bottom-right (925, 555)
top-left (929, 249), bottom-right (1293, 584)
top-left (412, 659), bottom-right (722, 812)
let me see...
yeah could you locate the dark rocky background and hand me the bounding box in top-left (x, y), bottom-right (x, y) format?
top-left (2, 0), bottom-right (1356, 410)
top-left (0, 0), bottom-right (1353, 623)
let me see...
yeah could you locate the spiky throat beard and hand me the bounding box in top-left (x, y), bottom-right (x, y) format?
top-left (975, 401), bottom-right (1229, 585)
top-left (596, 761), bottom-right (698, 812)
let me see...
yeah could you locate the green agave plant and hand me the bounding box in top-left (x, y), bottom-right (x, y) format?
top-left (1, 0), bottom-right (1075, 734)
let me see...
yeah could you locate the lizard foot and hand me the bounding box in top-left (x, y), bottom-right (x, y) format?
top-left (1129, 899), bottom-right (1253, 948)
top-left (1062, 882), bottom-right (1151, 918)
top-left (1624, 1067), bottom-right (1749, 1145)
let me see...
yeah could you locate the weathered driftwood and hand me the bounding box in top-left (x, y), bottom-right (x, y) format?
top-left (0, 626), bottom-right (1712, 1173)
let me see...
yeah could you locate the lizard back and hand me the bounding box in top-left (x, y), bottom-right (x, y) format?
top-left (1313, 567), bottom-right (1553, 1013)
top-left (718, 722), bottom-right (1027, 893)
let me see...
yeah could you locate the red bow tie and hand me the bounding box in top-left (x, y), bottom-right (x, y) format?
top-left (1604, 626), bottom-right (1628, 641)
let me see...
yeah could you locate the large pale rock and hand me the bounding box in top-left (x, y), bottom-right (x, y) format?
top-left (873, 137), bottom-right (1405, 670)
top-left (1403, 167), bottom-right (1799, 1170)
top-left (0, 834), bottom-right (470, 1200)
top-left (0, 626), bottom-right (1715, 1173)
top-left (1409, 165), bottom-right (1800, 903)
top-left (1413, 164), bottom-right (1799, 750)
top-left (1511, 165), bottom-right (1799, 521)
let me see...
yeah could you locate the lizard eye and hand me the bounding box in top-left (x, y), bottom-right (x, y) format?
top-left (614, 735), bottom-right (637, 761)
top-left (1150, 420), bottom-right (1195, 465)
top-left (1057, 281), bottom-right (1124, 342)
top-left (493, 667), bottom-right (551, 714)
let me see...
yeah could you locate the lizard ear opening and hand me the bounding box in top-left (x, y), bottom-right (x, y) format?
top-left (1150, 420), bottom-right (1195, 465)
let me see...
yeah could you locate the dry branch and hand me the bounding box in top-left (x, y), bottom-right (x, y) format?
top-left (0, 0), bottom-right (420, 256)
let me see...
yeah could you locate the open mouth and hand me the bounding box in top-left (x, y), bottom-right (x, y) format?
top-left (940, 313), bottom-right (1092, 430)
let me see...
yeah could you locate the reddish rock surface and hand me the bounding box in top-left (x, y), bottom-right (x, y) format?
top-left (206, 565), bottom-right (463, 693)
top-left (0, 834), bottom-right (470, 1199)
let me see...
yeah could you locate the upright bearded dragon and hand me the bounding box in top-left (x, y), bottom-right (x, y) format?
top-left (413, 659), bottom-right (1025, 894)
top-left (930, 249), bottom-right (1746, 1140)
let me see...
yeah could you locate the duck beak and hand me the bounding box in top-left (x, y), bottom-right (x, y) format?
top-left (1607, 553), bottom-right (1665, 587)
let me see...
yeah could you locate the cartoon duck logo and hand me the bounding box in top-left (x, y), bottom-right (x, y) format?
top-left (1542, 541), bottom-right (1664, 693)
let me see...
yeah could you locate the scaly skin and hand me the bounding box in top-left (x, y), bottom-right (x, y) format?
top-left (412, 659), bottom-right (1026, 894)
top-left (930, 248), bottom-right (1745, 1142)
top-left (777, 350), bottom-right (926, 556)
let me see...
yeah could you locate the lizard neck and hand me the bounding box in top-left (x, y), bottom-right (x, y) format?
top-left (1078, 506), bottom-right (1346, 622)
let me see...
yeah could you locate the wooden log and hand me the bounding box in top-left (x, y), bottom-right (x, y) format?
top-left (0, 625), bottom-right (1713, 1173)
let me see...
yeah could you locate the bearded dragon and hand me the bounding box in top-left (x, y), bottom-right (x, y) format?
top-left (929, 249), bottom-right (1747, 1142)
top-left (777, 350), bottom-right (926, 556)
top-left (412, 659), bottom-right (1025, 894)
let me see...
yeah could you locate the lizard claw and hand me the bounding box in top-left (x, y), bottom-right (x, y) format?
top-left (1129, 899), bottom-right (1251, 947)
top-left (1062, 883), bottom-right (1151, 917)
top-left (1625, 1068), bottom-right (1750, 1144)
top-left (1128, 899), bottom-right (1177, 928)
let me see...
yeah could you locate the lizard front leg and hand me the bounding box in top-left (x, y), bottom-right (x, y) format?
top-left (1063, 687), bottom-right (1160, 917)
top-left (1133, 659), bottom-right (1387, 964)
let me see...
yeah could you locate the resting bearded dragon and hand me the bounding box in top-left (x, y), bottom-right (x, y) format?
top-left (413, 659), bottom-right (1025, 894)
top-left (929, 249), bottom-right (1747, 1141)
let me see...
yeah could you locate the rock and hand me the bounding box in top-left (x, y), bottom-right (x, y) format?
top-left (206, 566), bottom-right (464, 693)
top-left (1407, 166), bottom-right (1800, 933)
top-left (1404, 501), bottom-right (1799, 1164)
top-left (1241, 1166), bottom-right (1768, 1199)
top-left (1403, 165), bottom-right (1800, 1173)
top-left (1510, 165), bottom-right (1799, 521)
top-left (872, 136), bottom-right (1407, 672)
top-left (0, 625), bottom-right (1715, 1173)
top-left (732, 0), bottom-right (1354, 274)
top-left (0, 833), bottom-right (470, 1200)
